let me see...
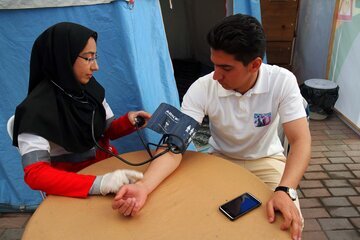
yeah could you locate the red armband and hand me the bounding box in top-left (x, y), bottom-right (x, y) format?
top-left (24, 162), bottom-right (96, 198)
top-left (105, 113), bottom-right (136, 140)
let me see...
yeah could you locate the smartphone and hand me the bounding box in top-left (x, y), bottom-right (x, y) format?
top-left (219, 192), bottom-right (261, 221)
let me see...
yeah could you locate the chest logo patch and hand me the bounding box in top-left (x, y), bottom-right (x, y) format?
top-left (254, 112), bottom-right (271, 127)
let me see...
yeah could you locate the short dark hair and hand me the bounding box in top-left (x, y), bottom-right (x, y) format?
top-left (207, 13), bottom-right (266, 65)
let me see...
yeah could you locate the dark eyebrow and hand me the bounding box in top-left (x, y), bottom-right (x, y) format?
top-left (216, 64), bottom-right (233, 69)
top-left (80, 51), bottom-right (96, 55)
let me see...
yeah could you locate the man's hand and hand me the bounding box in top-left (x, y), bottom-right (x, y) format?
top-left (112, 181), bottom-right (149, 216)
top-left (100, 169), bottom-right (143, 196)
top-left (266, 191), bottom-right (302, 240)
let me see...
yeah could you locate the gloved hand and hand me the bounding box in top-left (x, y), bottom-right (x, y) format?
top-left (100, 169), bottom-right (143, 196)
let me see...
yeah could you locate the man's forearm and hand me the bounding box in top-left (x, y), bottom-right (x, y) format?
top-left (279, 138), bottom-right (311, 188)
top-left (137, 151), bottom-right (182, 194)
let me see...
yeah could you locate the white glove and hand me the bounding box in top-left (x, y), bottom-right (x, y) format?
top-left (100, 169), bottom-right (143, 196)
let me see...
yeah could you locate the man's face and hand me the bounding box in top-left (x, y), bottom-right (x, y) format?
top-left (210, 49), bottom-right (260, 94)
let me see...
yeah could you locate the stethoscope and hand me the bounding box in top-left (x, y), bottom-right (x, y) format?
top-left (51, 80), bottom-right (185, 166)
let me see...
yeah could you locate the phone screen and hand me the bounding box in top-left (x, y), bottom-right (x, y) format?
top-left (219, 192), bottom-right (261, 220)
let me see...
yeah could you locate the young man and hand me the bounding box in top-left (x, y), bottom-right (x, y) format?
top-left (181, 14), bottom-right (311, 240)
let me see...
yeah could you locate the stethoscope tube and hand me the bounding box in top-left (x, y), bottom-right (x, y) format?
top-left (51, 79), bottom-right (184, 166)
top-left (91, 109), bottom-right (185, 166)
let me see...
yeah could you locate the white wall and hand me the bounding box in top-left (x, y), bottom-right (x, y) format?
top-left (334, 33), bottom-right (360, 127)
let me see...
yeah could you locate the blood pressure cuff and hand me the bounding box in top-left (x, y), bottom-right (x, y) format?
top-left (146, 103), bottom-right (200, 153)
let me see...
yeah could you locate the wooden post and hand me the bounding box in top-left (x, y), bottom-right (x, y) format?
top-left (326, 0), bottom-right (340, 79)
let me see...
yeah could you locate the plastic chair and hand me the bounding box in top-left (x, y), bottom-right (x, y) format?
top-left (7, 115), bottom-right (15, 141)
top-left (7, 115), bottom-right (46, 200)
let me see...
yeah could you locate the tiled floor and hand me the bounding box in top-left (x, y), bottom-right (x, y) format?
top-left (300, 114), bottom-right (360, 240)
top-left (0, 113), bottom-right (359, 240)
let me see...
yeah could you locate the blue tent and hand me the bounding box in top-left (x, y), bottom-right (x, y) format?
top-left (0, 0), bottom-right (261, 212)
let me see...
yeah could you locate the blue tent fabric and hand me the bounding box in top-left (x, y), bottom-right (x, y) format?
top-left (0, 1), bottom-right (179, 211)
top-left (233, 0), bottom-right (266, 63)
top-left (0, 0), bottom-right (115, 9)
top-left (233, 0), bottom-right (261, 22)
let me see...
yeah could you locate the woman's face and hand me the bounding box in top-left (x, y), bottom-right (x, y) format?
top-left (73, 37), bottom-right (99, 85)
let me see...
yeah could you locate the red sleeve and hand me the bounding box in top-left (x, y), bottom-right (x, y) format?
top-left (105, 113), bottom-right (136, 140)
top-left (24, 162), bottom-right (96, 198)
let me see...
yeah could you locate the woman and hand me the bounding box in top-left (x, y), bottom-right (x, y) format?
top-left (13, 22), bottom-right (181, 216)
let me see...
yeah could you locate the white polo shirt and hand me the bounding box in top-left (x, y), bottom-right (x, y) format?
top-left (181, 64), bottom-right (306, 160)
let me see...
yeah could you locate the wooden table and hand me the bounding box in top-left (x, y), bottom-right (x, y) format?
top-left (22, 151), bottom-right (290, 239)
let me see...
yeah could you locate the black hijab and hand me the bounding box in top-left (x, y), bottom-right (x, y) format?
top-left (13, 22), bottom-right (106, 153)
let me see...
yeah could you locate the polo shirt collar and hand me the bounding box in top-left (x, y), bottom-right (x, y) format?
top-left (217, 64), bottom-right (269, 97)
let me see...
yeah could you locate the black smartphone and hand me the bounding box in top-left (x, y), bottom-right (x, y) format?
top-left (219, 192), bottom-right (261, 221)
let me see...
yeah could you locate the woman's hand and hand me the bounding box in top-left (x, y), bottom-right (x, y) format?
top-left (99, 169), bottom-right (143, 196)
top-left (127, 111), bottom-right (151, 128)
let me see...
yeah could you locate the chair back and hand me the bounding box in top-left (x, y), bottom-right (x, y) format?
top-left (7, 115), bottom-right (15, 141)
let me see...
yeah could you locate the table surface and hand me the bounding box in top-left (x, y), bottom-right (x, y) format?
top-left (22, 151), bottom-right (290, 240)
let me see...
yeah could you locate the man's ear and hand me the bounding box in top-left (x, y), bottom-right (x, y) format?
top-left (248, 57), bottom-right (262, 73)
